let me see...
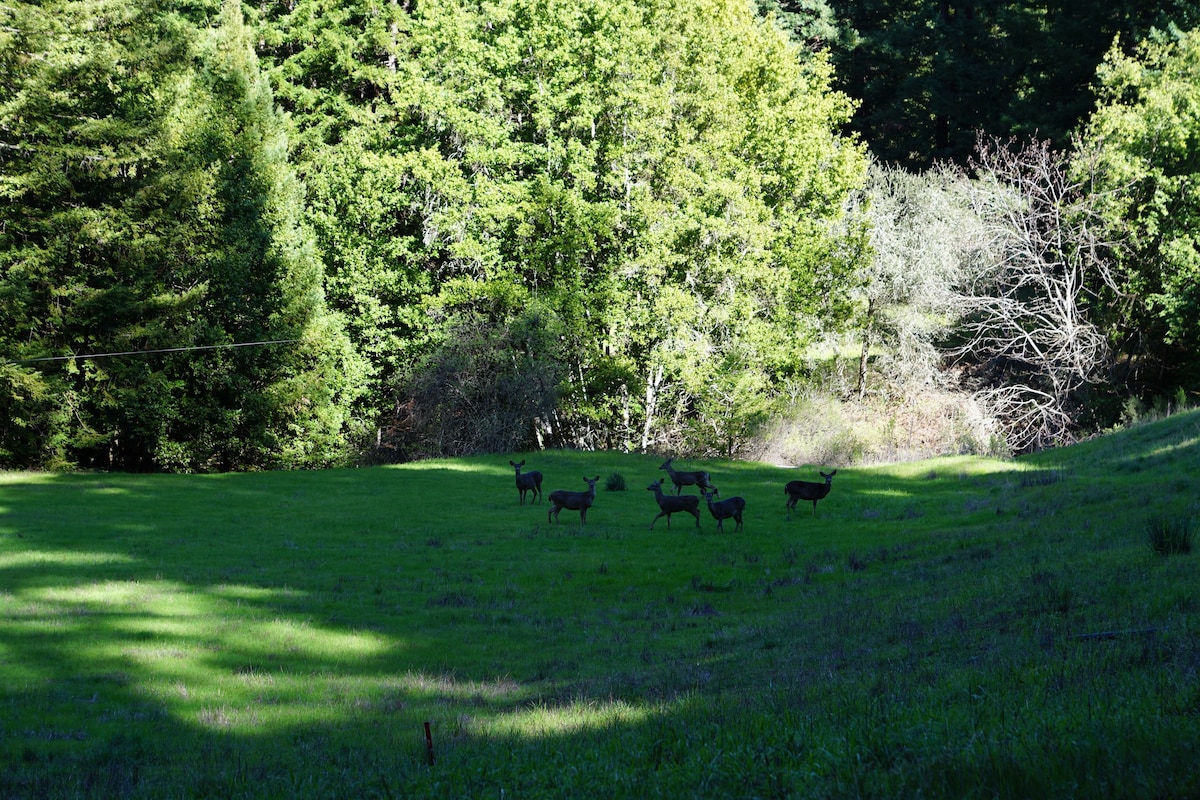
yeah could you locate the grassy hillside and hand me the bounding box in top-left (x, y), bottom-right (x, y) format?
top-left (1, 411), bottom-right (1198, 798)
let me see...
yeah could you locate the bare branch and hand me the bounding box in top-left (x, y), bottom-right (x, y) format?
top-left (953, 136), bottom-right (1120, 451)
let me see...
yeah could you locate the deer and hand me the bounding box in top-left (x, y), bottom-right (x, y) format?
top-left (548, 476), bottom-right (600, 524)
top-left (647, 479), bottom-right (701, 530)
top-left (659, 456), bottom-right (717, 496)
top-left (785, 469), bottom-right (837, 518)
top-left (703, 489), bottom-right (745, 533)
top-left (509, 460), bottom-right (543, 505)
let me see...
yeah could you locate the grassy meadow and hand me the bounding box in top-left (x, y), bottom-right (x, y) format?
top-left (1, 411), bottom-right (1199, 798)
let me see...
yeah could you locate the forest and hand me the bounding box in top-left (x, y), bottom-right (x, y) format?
top-left (1, 0), bottom-right (1198, 472)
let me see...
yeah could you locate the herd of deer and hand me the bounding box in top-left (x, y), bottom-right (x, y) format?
top-left (509, 458), bottom-right (837, 532)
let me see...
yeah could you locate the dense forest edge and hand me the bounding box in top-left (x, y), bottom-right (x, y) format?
top-left (2, 0), bottom-right (1199, 472)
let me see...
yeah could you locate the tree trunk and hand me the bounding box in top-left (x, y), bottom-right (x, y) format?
top-left (641, 364), bottom-right (663, 452)
top-left (858, 300), bottom-right (875, 399)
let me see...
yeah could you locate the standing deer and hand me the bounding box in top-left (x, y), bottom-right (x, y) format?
top-left (659, 457), bottom-right (717, 496)
top-left (785, 470), bottom-right (837, 518)
top-left (703, 490), bottom-right (745, 533)
top-left (548, 476), bottom-right (600, 524)
top-left (647, 479), bottom-right (701, 530)
top-left (509, 460), bottom-right (543, 505)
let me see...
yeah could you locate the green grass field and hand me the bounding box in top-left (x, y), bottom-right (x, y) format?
top-left (2, 411), bottom-right (1198, 798)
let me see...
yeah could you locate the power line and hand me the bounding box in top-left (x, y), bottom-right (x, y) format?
top-left (15, 339), bottom-right (301, 364)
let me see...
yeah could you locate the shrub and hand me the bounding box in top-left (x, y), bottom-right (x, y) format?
top-left (1019, 466), bottom-right (1066, 487)
top-left (1146, 515), bottom-right (1194, 556)
top-left (605, 473), bottom-right (626, 492)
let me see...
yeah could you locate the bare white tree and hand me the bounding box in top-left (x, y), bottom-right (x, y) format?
top-left (956, 136), bottom-right (1121, 452)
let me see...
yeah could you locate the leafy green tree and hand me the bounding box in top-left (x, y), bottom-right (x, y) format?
top-left (0, 0), bottom-right (366, 470)
top-left (1085, 27), bottom-right (1200, 394)
top-left (260, 0), bottom-right (867, 458)
top-left (473, 0), bottom-right (864, 455)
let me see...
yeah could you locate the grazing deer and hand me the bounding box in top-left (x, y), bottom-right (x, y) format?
top-left (647, 479), bottom-right (701, 530)
top-left (548, 476), bottom-right (600, 524)
top-left (703, 490), bottom-right (745, 533)
top-left (659, 456), bottom-right (717, 496)
top-left (785, 470), bottom-right (837, 518)
top-left (509, 460), bottom-right (543, 505)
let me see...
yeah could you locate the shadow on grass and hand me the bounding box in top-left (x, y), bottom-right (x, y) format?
top-left (2, 413), bottom-right (1199, 797)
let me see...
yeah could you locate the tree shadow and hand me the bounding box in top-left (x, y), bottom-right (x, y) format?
top-left (3, 412), bottom-right (1198, 796)
top-left (0, 467), bottom-right (750, 795)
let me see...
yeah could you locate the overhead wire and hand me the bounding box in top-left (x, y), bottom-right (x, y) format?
top-left (12, 339), bottom-right (301, 364)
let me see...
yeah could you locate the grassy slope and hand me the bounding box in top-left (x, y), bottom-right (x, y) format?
top-left (0, 412), bottom-right (1197, 798)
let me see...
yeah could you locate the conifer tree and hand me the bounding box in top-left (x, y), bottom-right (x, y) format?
top-left (140, 0), bottom-right (367, 470)
top-left (0, 0), bottom-right (366, 470)
top-left (0, 0), bottom-right (197, 468)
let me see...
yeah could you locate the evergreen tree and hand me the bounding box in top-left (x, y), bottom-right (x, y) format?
top-left (151, 0), bottom-right (367, 470)
top-left (0, 0), bottom-right (199, 468)
top-left (753, 0), bottom-right (847, 50)
top-left (253, 0), bottom-right (444, 436)
top-left (0, 0), bottom-right (367, 470)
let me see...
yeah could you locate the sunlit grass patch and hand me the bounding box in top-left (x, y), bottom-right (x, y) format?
top-left (385, 671), bottom-right (528, 706)
top-left (483, 696), bottom-right (655, 739)
top-left (1, 410), bottom-right (1199, 797)
top-left (0, 550), bottom-right (137, 569)
top-left (33, 579), bottom-right (181, 608)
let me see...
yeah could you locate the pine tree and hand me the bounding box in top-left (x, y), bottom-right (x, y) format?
top-left (0, 0), bottom-right (199, 468)
top-left (0, 0), bottom-right (367, 470)
top-left (138, 0), bottom-right (368, 470)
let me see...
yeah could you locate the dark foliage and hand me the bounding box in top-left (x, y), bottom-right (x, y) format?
top-left (814, 0), bottom-right (1200, 167)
